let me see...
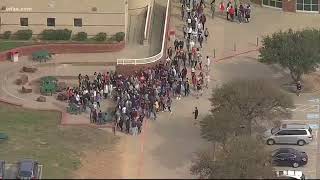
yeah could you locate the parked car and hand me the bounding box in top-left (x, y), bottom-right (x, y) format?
top-left (264, 123), bottom-right (313, 146)
top-left (0, 133), bottom-right (8, 142)
top-left (0, 160), bottom-right (4, 179)
top-left (275, 170), bottom-right (306, 180)
top-left (17, 160), bottom-right (39, 179)
top-left (272, 148), bottom-right (308, 168)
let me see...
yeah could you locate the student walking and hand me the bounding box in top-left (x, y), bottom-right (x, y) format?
top-left (219, 1), bottom-right (225, 15)
top-left (204, 28), bottom-right (209, 42)
top-left (112, 120), bottom-right (116, 135)
top-left (199, 35), bottom-right (204, 48)
top-left (226, 1), bottom-right (231, 20)
top-left (193, 107), bottom-right (199, 120)
top-left (296, 81), bottom-right (302, 96)
top-left (229, 6), bottom-right (235, 21)
top-left (206, 56), bottom-right (211, 72)
top-left (167, 97), bottom-right (172, 113)
top-left (211, 0), bottom-right (216, 18)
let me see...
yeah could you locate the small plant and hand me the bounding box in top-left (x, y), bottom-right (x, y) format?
top-left (41, 29), bottom-right (72, 40)
top-left (73, 32), bottom-right (87, 41)
top-left (3, 31), bottom-right (11, 39)
top-left (94, 32), bottom-right (107, 41)
top-left (14, 29), bottom-right (33, 40)
top-left (114, 32), bottom-right (125, 42)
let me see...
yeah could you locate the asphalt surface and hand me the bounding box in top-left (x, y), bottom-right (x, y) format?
top-left (267, 95), bottom-right (320, 179)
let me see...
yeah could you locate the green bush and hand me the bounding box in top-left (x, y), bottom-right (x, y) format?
top-left (3, 31), bottom-right (12, 39)
top-left (14, 29), bottom-right (33, 40)
top-left (114, 32), bottom-right (125, 42)
top-left (41, 29), bottom-right (72, 40)
top-left (73, 32), bottom-right (87, 41)
top-left (94, 32), bottom-right (107, 41)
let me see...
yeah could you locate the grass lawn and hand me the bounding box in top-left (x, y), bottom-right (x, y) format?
top-left (0, 41), bottom-right (28, 52)
top-left (0, 103), bottom-right (118, 178)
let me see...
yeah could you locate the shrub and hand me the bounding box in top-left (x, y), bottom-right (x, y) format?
top-left (94, 32), bottom-right (107, 41)
top-left (114, 32), bottom-right (125, 42)
top-left (3, 31), bottom-right (11, 39)
top-left (14, 29), bottom-right (33, 40)
top-left (73, 32), bottom-right (87, 41)
top-left (41, 29), bottom-right (72, 40)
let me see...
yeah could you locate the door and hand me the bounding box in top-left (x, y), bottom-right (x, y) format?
top-left (274, 130), bottom-right (291, 144)
top-left (274, 153), bottom-right (287, 166)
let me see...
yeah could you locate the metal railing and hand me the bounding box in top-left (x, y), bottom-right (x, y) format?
top-left (144, 4), bottom-right (151, 40)
top-left (117, 0), bottom-right (170, 65)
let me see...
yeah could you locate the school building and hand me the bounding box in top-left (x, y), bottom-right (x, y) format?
top-left (257, 0), bottom-right (319, 13)
top-left (0, 0), bottom-right (152, 38)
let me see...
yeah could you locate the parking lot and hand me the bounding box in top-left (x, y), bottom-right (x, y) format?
top-left (3, 164), bottom-right (42, 179)
top-left (267, 98), bottom-right (320, 179)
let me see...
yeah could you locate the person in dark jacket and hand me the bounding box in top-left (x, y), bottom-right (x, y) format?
top-left (125, 119), bottom-right (130, 134)
top-left (193, 107), bottom-right (199, 120)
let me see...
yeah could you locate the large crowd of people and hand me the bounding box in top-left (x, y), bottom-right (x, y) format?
top-left (182, 0), bottom-right (252, 23)
top-left (64, 0), bottom-right (214, 136)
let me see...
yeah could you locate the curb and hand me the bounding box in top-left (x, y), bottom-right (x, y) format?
top-left (216, 48), bottom-right (260, 63)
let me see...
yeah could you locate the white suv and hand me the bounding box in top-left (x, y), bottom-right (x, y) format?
top-left (276, 170), bottom-right (305, 180)
top-left (264, 123), bottom-right (313, 146)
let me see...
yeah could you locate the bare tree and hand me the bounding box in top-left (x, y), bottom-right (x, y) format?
top-left (191, 136), bottom-right (275, 179)
top-left (208, 79), bottom-right (293, 135)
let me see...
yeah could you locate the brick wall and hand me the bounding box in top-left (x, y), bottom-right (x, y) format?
top-left (0, 41), bottom-right (125, 61)
top-left (283, 0), bottom-right (296, 12)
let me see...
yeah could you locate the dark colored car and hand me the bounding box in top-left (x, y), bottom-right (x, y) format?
top-left (272, 148), bottom-right (308, 168)
top-left (0, 160), bottom-right (4, 179)
top-left (17, 160), bottom-right (39, 179)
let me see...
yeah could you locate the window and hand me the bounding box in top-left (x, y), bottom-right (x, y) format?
top-left (276, 130), bottom-right (291, 135)
top-left (291, 130), bottom-right (307, 135)
top-left (74, 18), bottom-right (82, 27)
top-left (297, 0), bottom-right (318, 11)
top-left (47, 18), bottom-right (55, 27)
top-left (263, 0), bottom-right (282, 8)
top-left (277, 130), bottom-right (307, 135)
top-left (20, 18), bottom-right (28, 26)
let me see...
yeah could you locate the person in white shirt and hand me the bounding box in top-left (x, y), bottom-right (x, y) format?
top-left (206, 56), bottom-right (211, 72)
top-left (197, 22), bottom-right (203, 31)
top-left (188, 27), bottom-right (192, 39)
top-left (93, 102), bottom-right (97, 110)
top-left (187, 18), bottom-right (191, 26)
top-left (122, 106), bottom-right (126, 114)
top-left (93, 89), bottom-right (97, 98)
top-left (108, 84), bottom-right (113, 95)
top-left (166, 56), bottom-right (171, 63)
top-left (76, 94), bottom-right (80, 103)
top-left (190, 40), bottom-right (195, 50)
top-left (192, 30), bottom-right (198, 41)
top-left (83, 89), bottom-right (88, 95)
top-left (104, 83), bottom-right (109, 99)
